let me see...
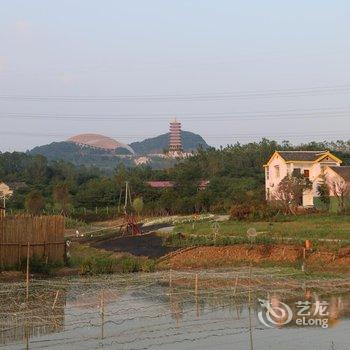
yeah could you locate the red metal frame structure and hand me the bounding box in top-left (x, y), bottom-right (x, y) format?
top-left (122, 214), bottom-right (141, 236)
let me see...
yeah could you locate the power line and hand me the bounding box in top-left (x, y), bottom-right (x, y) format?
top-left (1, 85), bottom-right (350, 102)
top-left (1, 107), bottom-right (350, 121)
top-left (0, 130), bottom-right (349, 140)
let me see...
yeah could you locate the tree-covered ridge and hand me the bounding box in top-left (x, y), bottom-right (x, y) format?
top-left (1, 139), bottom-right (350, 215)
top-left (27, 130), bottom-right (209, 171)
top-left (129, 130), bottom-right (210, 154)
top-left (29, 142), bottom-right (134, 171)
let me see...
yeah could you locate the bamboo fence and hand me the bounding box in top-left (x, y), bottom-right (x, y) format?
top-left (0, 215), bottom-right (65, 267)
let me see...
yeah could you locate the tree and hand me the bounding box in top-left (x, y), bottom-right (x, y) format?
top-left (316, 175), bottom-right (330, 207)
top-left (132, 197), bottom-right (144, 217)
top-left (53, 183), bottom-right (70, 215)
top-left (273, 174), bottom-right (312, 214)
top-left (25, 191), bottom-right (45, 215)
top-left (329, 178), bottom-right (350, 213)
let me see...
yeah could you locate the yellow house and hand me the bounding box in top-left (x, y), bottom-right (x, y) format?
top-left (264, 151), bottom-right (342, 207)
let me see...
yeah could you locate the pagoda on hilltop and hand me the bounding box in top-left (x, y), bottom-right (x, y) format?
top-left (168, 118), bottom-right (183, 153)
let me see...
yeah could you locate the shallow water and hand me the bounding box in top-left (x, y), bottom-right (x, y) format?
top-left (0, 269), bottom-right (349, 350)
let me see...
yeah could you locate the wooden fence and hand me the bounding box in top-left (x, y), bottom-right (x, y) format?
top-left (0, 215), bottom-right (65, 267)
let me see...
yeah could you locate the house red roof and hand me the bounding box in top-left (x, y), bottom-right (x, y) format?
top-left (146, 181), bottom-right (176, 189)
top-left (146, 180), bottom-right (210, 189)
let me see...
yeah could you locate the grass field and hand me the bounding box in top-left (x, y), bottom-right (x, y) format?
top-left (173, 214), bottom-right (350, 241)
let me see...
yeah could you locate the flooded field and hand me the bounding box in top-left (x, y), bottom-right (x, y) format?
top-left (0, 268), bottom-right (349, 350)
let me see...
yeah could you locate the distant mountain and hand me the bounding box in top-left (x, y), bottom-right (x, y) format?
top-left (129, 131), bottom-right (210, 155)
top-left (30, 141), bottom-right (132, 159)
top-left (28, 131), bottom-right (210, 172)
top-left (29, 142), bottom-right (134, 172)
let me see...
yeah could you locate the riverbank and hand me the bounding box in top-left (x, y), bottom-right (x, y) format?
top-left (158, 244), bottom-right (350, 274)
top-left (2, 239), bottom-right (348, 283)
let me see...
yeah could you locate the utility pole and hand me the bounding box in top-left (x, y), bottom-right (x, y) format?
top-left (124, 181), bottom-right (128, 214)
top-left (123, 181), bottom-right (132, 214)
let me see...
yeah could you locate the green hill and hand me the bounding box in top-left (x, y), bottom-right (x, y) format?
top-left (28, 131), bottom-right (210, 171)
top-left (29, 142), bottom-right (134, 172)
top-left (129, 131), bottom-right (210, 155)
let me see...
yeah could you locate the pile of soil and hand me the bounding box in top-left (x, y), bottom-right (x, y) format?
top-left (93, 233), bottom-right (176, 259)
top-left (161, 245), bottom-right (350, 272)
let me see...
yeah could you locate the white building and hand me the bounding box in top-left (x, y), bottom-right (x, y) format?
top-left (264, 151), bottom-right (342, 207)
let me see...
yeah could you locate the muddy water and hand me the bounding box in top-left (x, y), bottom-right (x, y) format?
top-left (0, 269), bottom-right (349, 350)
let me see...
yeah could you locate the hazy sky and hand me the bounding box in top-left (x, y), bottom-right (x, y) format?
top-left (1, 0), bottom-right (350, 151)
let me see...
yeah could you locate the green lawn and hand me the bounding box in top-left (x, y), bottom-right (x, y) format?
top-left (174, 214), bottom-right (350, 241)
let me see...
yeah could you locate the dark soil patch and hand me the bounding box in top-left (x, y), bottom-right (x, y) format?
top-left (93, 233), bottom-right (176, 259)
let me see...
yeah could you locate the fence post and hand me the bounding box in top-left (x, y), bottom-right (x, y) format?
top-left (100, 290), bottom-right (105, 340)
top-left (52, 290), bottom-right (59, 310)
top-left (64, 241), bottom-right (67, 263)
top-left (195, 274), bottom-right (199, 317)
top-left (26, 242), bottom-right (30, 301)
top-left (18, 243), bottom-right (21, 267)
top-left (233, 276), bottom-right (239, 297)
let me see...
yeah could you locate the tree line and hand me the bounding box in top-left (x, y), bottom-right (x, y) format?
top-left (1, 139), bottom-right (350, 217)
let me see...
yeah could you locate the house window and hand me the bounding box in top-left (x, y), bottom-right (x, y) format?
top-left (275, 165), bottom-right (280, 178)
top-left (293, 168), bottom-right (301, 177)
top-left (304, 169), bottom-right (310, 178)
top-left (266, 167), bottom-right (270, 180)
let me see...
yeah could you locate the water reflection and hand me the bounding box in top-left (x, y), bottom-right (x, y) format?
top-left (0, 270), bottom-right (349, 350)
top-left (0, 288), bottom-right (65, 346)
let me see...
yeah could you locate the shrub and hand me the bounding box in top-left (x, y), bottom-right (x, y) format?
top-left (230, 203), bottom-right (280, 221)
top-left (80, 256), bottom-right (116, 275)
top-left (140, 259), bottom-right (156, 272)
top-left (20, 254), bottom-right (62, 275)
top-left (71, 209), bottom-right (119, 223)
top-left (65, 217), bottom-right (88, 229)
top-left (229, 204), bottom-right (252, 220)
top-left (25, 191), bottom-right (45, 215)
top-left (120, 256), bottom-right (140, 273)
top-left (165, 232), bottom-right (279, 248)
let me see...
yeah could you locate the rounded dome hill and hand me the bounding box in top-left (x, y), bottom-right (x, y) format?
top-left (67, 133), bottom-right (134, 154)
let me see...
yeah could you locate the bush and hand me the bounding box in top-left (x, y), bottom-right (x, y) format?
top-left (229, 204), bottom-right (252, 220)
top-left (71, 208), bottom-right (119, 223)
top-left (120, 256), bottom-right (140, 273)
top-left (20, 254), bottom-right (62, 275)
top-left (140, 259), bottom-right (156, 272)
top-left (80, 256), bottom-right (116, 275)
top-left (230, 203), bottom-right (280, 221)
top-left (165, 232), bottom-right (278, 248)
top-left (65, 217), bottom-right (88, 229)
top-left (25, 191), bottom-right (45, 215)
